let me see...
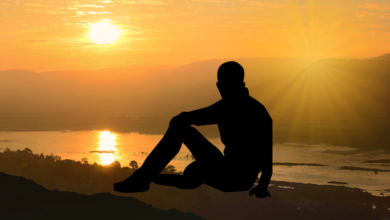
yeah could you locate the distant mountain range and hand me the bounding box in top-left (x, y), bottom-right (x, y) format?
top-left (1, 55), bottom-right (390, 150)
top-left (0, 172), bottom-right (204, 220)
top-left (370, 53), bottom-right (390, 60)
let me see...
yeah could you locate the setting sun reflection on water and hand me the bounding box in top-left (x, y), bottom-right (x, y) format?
top-left (1, 131), bottom-right (390, 196)
top-left (98, 131), bottom-right (119, 165)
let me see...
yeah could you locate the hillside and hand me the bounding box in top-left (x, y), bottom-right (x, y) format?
top-left (370, 53), bottom-right (390, 60)
top-left (0, 172), bottom-right (204, 220)
top-left (1, 149), bottom-right (390, 220)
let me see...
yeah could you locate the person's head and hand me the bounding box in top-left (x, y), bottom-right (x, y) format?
top-left (217, 61), bottom-right (246, 99)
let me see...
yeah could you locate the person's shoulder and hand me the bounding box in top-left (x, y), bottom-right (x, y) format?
top-left (248, 96), bottom-right (265, 108)
top-left (247, 96), bottom-right (272, 118)
top-left (214, 99), bottom-right (224, 106)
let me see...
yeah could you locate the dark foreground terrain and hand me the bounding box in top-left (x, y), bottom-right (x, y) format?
top-left (0, 172), bottom-right (204, 220)
top-left (2, 172), bottom-right (390, 220)
top-left (126, 180), bottom-right (390, 220)
top-left (1, 149), bottom-right (389, 220)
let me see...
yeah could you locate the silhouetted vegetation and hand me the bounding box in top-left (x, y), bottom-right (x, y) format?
top-left (0, 148), bottom-right (179, 194)
top-left (1, 148), bottom-right (390, 220)
top-left (129, 160), bottom-right (139, 169)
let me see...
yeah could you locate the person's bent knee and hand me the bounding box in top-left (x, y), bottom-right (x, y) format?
top-left (169, 116), bottom-right (190, 129)
top-left (169, 116), bottom-right (180, 128)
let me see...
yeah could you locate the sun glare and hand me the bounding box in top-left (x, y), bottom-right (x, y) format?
top-left (89, 22), bottom-right (120, 44)
top-left (99, 131), bottom-right (118, 165)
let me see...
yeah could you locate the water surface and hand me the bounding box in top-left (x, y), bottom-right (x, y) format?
top-left (1, 130), bottom-right (389, 196)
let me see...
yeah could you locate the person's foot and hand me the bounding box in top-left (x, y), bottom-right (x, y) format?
top-left (153, 174), bottom-right (203, 189)
top-left (249, 187), bottom-right (271, 198)
top-left (114, 173), bottom-right (150, 193)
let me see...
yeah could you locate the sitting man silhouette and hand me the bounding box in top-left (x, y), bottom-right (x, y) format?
top-left (114, 61), bottom-right (272, 198)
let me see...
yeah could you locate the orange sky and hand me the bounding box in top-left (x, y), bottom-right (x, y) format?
top-left (1, 0), bottom-right (390, 71)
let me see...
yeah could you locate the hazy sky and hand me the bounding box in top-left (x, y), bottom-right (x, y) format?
top-left (1, 0), bottom-right (390, 71)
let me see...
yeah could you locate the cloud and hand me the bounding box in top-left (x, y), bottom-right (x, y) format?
top-left (25, 9), bottom-right (69, 14)
top-left (68, 42), bottom-right (103, 47)
top-left (90, 150), bottom-right (116, 153)
top-left (381, 14), bottom-right (390, 18)
top-left (79, 5), bottom-right (105, 8)
top-left (248, 1), bottom-right (286, 7)
top-left (57, 7), bottom-right (79, 10)
top-left (88, 11), bottom-right (111, 14)
top-left (75, 11), bottom-right (87, 16)
top-left (24, 3), bottom-right (45, 7)
top-left (358, 3), bottom-right (390, 10)
top-left (26, 40), bottom-right (57, 43)
top-left (7, 19), bottom-right (26, 23)
top-left (120, 0), bottom-right (167, 5)
top-left (356, 11), bottom-right (376, 18)
top-left (192, 0), bottom-right (230, 3)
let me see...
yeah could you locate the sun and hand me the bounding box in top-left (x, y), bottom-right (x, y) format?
top-left (89, 22), bottom-right (120, 44)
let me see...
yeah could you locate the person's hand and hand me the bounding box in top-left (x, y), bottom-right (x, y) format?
top-left (249, 187), bottom-right (271, 198)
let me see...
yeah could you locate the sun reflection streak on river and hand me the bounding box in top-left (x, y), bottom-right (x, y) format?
top-left (98, 131), bottom-right (119, 165)
top-left (1, 131), bottom-right (390, 196)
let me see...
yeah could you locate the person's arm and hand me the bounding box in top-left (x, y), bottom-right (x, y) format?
top-left (258, 134), bottom-right (273, 188)
top-left (257, 159), bottom-right (272, 190)
top-left (250, 159), bottom-right (272, 198)
top-left (250, 121), bottom-right (273, 198)
top-left (249, 148), bottom-right (272, 198)
top-left (172, 100), bottom-right (222, 127)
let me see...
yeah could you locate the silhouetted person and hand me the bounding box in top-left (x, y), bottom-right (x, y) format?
top-left (114, 61), bottom-right (272, 198)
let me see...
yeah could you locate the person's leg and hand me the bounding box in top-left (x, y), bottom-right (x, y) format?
top-left (114, 121), bottom-right (184, 192)
top-left (114, 118), bottom-right (223, 192)
top-left (135, 124), bottom-right (185, 180)
top-left (182, 127), bottom-right (224, 162)
top-left (139, 125), bottom-right (223, 180)
top-left (153, 126), bottom-right (224, 189)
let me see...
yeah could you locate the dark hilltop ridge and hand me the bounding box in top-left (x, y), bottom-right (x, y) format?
top-left (134, 180), bottom-right (390, 220)
top-left (2, 172), bottom-right (389, 220)
top-left (0, 172), bottom-right (204, 220)
top-left (1, 148), bottom-right (390, 220)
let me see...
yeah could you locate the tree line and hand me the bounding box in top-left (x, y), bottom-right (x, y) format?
top-left (0, 148), bottom-right (179, 194)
